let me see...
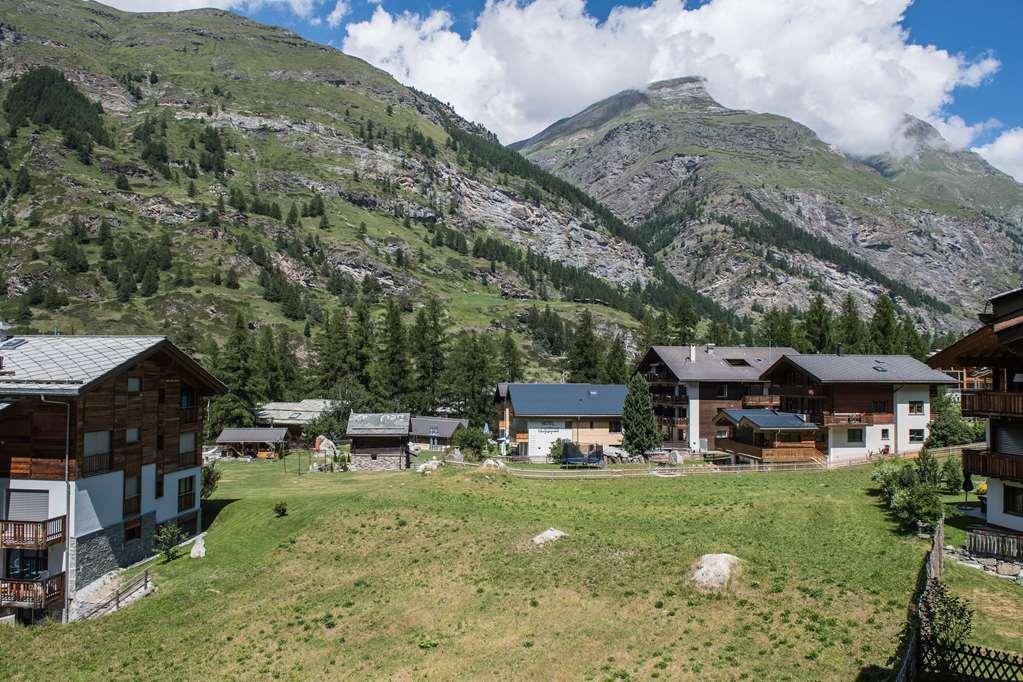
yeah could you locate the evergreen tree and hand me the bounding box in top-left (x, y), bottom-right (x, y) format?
top-left (349, 298), bottom-right (376, 391)
top-left (140, 265), bottom-right (159, 296)
top-left (410, 297), bottom-right (448, 413)
top-left (601, 335), bottom-right (630, 384)
top-left (12, 165), bottom-right (31, 198)
top-left (566, 310), bottom-right (602, 383)
top-left (286, 202), bottom-right (300, 228)
top-left (115, 174), bottom-right (131, 191)
top-left (641, 311), bottom-right (673, 349)
top-left (225, 267), bottom-right (240, 289)
top-left (276, 328), bottom-right (300, 401)
top-left (869, 294), bottom-right (902, 354)
top-left (836, 293), bottom-right (866, 353)
top-left (900, 315), bottom-right (929, 360)
top-left (802, 294), bottom-right (835, 353)
top-left (318, 213), bottom-right (329, 229)
top-left (707, 319), bottom-right (735, 346)
top-left (671, 297), bottom-right (699, 345)
top-left (622, 373), bottom-right (661, 456)
top-left (217, 313), bottom-right (257, 406)
top-left (446, 331), bottom-right (496, 427)
top-left (371, 299), bottom-right (413, 410)
top-left (116, 268), bottom-right (136, 302)
top-left (761, 306), bottom-right (796, 347)
top-left (250, 326), bottom-right (281, 402)
top-left (315, 309), bottom-right (351, 392)
top-left (498, 330), bottom-right (524, 383)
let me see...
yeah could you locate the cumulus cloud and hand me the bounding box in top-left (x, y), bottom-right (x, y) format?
top-left (325, 0), bottom-right (350, 28)
top-left (342, 0), bottom-right (1000, 157)
top-left (974, 129), bottom-right (1023, 182)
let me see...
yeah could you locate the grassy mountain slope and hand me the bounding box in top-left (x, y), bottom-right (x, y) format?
top-left (0, 0), bottom-right (730, 373)
top-left (515, 77), bottom-right (1023, 332)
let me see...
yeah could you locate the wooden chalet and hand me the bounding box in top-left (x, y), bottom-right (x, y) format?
top-left (712, 409), bottom-right (822, 463)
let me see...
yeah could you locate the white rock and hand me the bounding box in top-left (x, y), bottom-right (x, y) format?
top-left (481, 458), bottom-right (507, 471)
top-left (691, 553), bottom-right (741, 591)
top-left (417, 458), bottom-right (443, 474)
top-left (532, 528), bottom-right (566, 547)
top-left (190, 536), bottom-right (206, 559)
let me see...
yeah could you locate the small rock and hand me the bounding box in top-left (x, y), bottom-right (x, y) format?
top-left (996, 562), bottom-right (1021, 577)
top-left (190, 536), bottom-right (206, 559)
top-left (417, 459), bottom-right (443, 474)
top-left (978, 557), bottom-right (998, 567)
top-left (532, 528), bottom-right (566, 547)
top-left (691, 553), bottom-right (742, 591)
top-left (481, 458), bottom-right (507, 471)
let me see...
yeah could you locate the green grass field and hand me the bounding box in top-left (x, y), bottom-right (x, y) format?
top-left (1, 461), bottom-right (1019, 680)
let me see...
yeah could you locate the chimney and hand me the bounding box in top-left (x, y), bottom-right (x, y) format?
top-left (836, 344), bottom-right (843, 356)
top-left (689, 344), bottom-right (696, 363)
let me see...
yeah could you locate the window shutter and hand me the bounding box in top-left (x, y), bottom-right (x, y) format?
top-left (7, 489), bottom-right (49, 521)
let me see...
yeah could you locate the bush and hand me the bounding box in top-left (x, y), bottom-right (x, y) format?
top-left (155, 522), bottom-right (186, 562)
top-left (920, 579), bottom-right (973, 646)
top-left (453, 427), bottom-right (488, 463)
top-left (274, 500), bottom-right (288, 517)
top-left (871, 458), bottom-right (904, 504)
top-left (915, 449), bottom-right (941, 487)
top-left (548, 438), bottom-right (567, 465)
top-left (890, 481), bottom-right (943, 528)
top-left (941, 456), bottom-right (964, 494)
top-left (201, 461), bottom-right (221, 500)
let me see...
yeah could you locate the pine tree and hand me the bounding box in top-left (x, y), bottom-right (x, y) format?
top-left (761, 306), bottom-right (795, 347)
top-left (250, 325), bottom-right (281, 402)
top-left (276, 328), bottom-right (300, 400)
top-left (641, 311), bottom-right (673, 349)
top-left (217, 313), bottom-right (256, 405)
top-left (140, 265), bottom-right (159, 296)
top-left (225, 267), bottom-right (240, 289)
top-left (12, 165), bottom-right (31, 198)
top-left (566, 310), bottom-right (601, 383)
top-left (286, 202), bottom-right (300, 228)
top-left (349, 298), bottom-right (376, 391)
top-left (445, 331), bottom-right (496, 427)
top-left (115, 174), bottom-right (131, 191)
top-left (116, 268), bottom-right (136, 302)
top-left (671, 297), bottom-right (699, 345)
top-left (187, 180), bottom-right (197, 198)
top-left (802, 294), bottom-right (835, 353)
top-left (410, 297), bottom-right (447, 412)
top-left (869, 294), bottom-right (901, 354)
top-left (900, 315), bottom-right (929, 360)
top-left (622, 373), bottom-right (661, 456)
top-left (318, 213), bottom-right (329, 229)
top-left (371, 299), bottom-right (412, 410)
top-left (836, 293), bottom-right (866, 353)
top-left (601, 335), bottom-right (629, 384)
top-left (498, 330), bottom-right (524, 383)
top-left (707, 319), bottom-right (735, 346)
top-left (316, 309), bottom-right (351, 392)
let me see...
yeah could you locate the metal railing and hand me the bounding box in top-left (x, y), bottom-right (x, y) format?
top-left (82, 452), bottom-right (113, 476)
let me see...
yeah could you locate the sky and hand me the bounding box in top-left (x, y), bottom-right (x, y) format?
top-left (95, 0), bottom-right (1023, 181)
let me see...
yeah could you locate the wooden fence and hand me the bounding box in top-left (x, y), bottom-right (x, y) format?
top-left (968, 528), bottom-right (1023, 562)
top-left (895, 516), bottom-right (1023, 681)
top-left (75, 570), bottom-right (151, 621)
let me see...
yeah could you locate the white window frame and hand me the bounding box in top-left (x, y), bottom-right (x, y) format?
top-left (908, 401), bottom-right (924, 415)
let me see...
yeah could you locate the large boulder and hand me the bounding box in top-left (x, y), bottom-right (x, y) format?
top-left (691, 553), bottom-right (741, 591)
top-left (190, 536), bottom-right (206, 559)
top-left (417, 458), bottom-right (443, 474)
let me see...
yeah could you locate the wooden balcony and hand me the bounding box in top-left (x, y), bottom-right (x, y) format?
top-left (652, 394), bottom-right (687, 406)
top-left (82, 452), bottom-right (113, 476)
top-left (742, 395), bottom-right (781, 408)
top-left (822, 412), bottom-right (894, 426)
top-left (178, 450), bottom-right (198, 468)
top-left (0, 572), bottom-right (65, 609)
top-left (961, 391), bottom-right (1023, 419)
top-left (657, 417), bottom-right (688, 430)
top-left (717, 438), bottom-right (823, 463)
top-left (963, 447), bottom-right (1023, 482)
top-left (0, 516), bottom-right (66, 549)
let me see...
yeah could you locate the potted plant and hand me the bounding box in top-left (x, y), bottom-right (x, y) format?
top-left (976, 481), bottom-right (988, 514)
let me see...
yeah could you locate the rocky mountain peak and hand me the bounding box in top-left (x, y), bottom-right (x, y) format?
top-left (644, 76), bottom-right (725, 111)
top-left (896, 115), bottom-right (950, 154)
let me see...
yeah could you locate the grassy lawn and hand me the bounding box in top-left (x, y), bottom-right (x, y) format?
top-left (0, 460), bottom-right (1004, 680)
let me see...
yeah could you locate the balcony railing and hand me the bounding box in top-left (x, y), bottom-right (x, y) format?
top-left (652, 394), bottom-right (687, 406)
top-left (821, 412), bottom-right (894, 426)
top-left (961, 391), bottom-right (1023, 418)
top-left (82, 452), bottom-right (113, 476)
top-left (0, 572), bottom-right (65, 608)
top-left (0, 516), bottom-right (66, 549)
top-left (717, 438), bottom-right (823, 463)
top-left (178, 450), bottom-right (198, 468)
top-left (179, 405), bottom-right (200, 423)
top-left (963, 447), bottom-right (1023, 482)
top-left (742, 394), bottom-right (781, 408)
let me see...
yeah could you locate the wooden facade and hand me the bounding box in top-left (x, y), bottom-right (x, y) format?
top-left (0, 348), bottom-right (219, 483)
top-left (764, 364), bottom-right (896, 427)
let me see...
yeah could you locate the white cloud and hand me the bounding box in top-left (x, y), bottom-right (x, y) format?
top-left (974, 129), bottom-right (1023, 182)
top-left (325, 0), bottom-right (350, 28)
top-left (342, 0), bottom-right (1001, 157)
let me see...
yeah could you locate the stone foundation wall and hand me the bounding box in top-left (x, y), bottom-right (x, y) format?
top-left (351, 454), bottom-right (406, 471)
top-left (73, 513), bottom-right (156, 590)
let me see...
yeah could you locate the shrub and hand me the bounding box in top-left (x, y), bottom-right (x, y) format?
top-left (548, 438), bottom-right (567, 465)
top-left (201, 461), bottom-right (221, 500)
top-left (915, 449), bottom-right (941, 487)
top-left (940, 456), bottom-right (964, 495)
top-left (871, 458), bottom-right (904, 504)
top-left (890, 482), bottom-right (942, 528)
top-left (155, 522), bottom-right (186, 562)
top-left (274, 500), bottom-right (288, 517)
top-left (920, 579), bottom-right (973, 646)
top-left (453, 427), bottom-right (488, 463)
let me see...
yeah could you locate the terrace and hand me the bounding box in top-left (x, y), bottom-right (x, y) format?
top-left (0, 573), bottom-right (64, 609)
top-left (961, 391), bottom-right (1023, 419)
top-left (0, 516), bottom-right (66, 549)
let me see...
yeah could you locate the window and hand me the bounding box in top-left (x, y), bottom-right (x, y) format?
top-left (124, 519), bottom-right (141, 542)
top-left (725, 358), bottom-right (751, 367)
top-left (126, 427), bottom-right (140, 444)
top-left (124, 474), bottom-right (140, 516)
top-left (716, 384), bottom-right (728, 398)
top-left (909, 429), bottom-right (926, 443)
top-left (178, 476), bottom-right (196, 513)
top-left (564, 421), bottom-right (572, 429)
top-left (178, 432), bottom-right (196, 454)
top-left (180, 385), bottom-right (195, 408)
top-left (881, 428), bottom-right (890, 441)
top-left (847, 428), bottom-right (865, 444)
top-left (84, 430), bottom-right (111, 456)
top-left (1005, 486), bottom-right (1023, 517)
top-left (908, 401), bottom-right (925, 415)
top-left (127, 377), bottom-right (141, 393)
top-left (609, 420), bottom-right (622, 433)
top-left (4, 548), bottom-right (46, 580)
top-left (588, 420), bottom-right (595, 429)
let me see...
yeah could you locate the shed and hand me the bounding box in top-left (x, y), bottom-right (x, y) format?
top-left (346, 413), bottom-right (411, 471)
top-left (216, 427), bottom-right (289, 459)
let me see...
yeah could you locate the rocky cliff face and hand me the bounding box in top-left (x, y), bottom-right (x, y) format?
top-left (515, 77), bottom-right (1023, 332)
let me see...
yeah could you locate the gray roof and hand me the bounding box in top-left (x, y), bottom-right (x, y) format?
top-left (646, 345), bottom-right (795, 382)
top-left (767, 354), bottom-right (958, 384)
top-left (0, 335), bottom-right (223, 396)
top-left (507, 383), bottom-right (627, 417)
top-left (347, 412), bottom-right (411, 436)
top-left (255, 399), bottom-right (333, 425)
top-left (410, 416), bottom-right (468, 439)
top-left (716, 409), bottom-right (816, 431)
top-left (216, 427), bottom-right (289, 444)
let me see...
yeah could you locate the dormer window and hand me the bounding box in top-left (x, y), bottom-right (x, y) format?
top-left (725, 358), bottom-right (751, 367)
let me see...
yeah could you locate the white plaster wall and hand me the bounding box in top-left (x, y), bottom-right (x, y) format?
top-left (153, 467), bottom-right (201, 523)
top-left (141, 463), bottom-right (156, 516)
top-left (985, 479), bottom-right (1023, 533)
top-left (895, 385), bottom-right (931, 454)
top-left (527, 421), bottom-right (572, 462)
top-left (827, 424), bottom-right (890, 464)
top-left (73, 471), bottom-right (123, 537)
top-left (685, 381), bottom-right (701, 451)
top-left (0, 478), bottom-right (68, 519)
